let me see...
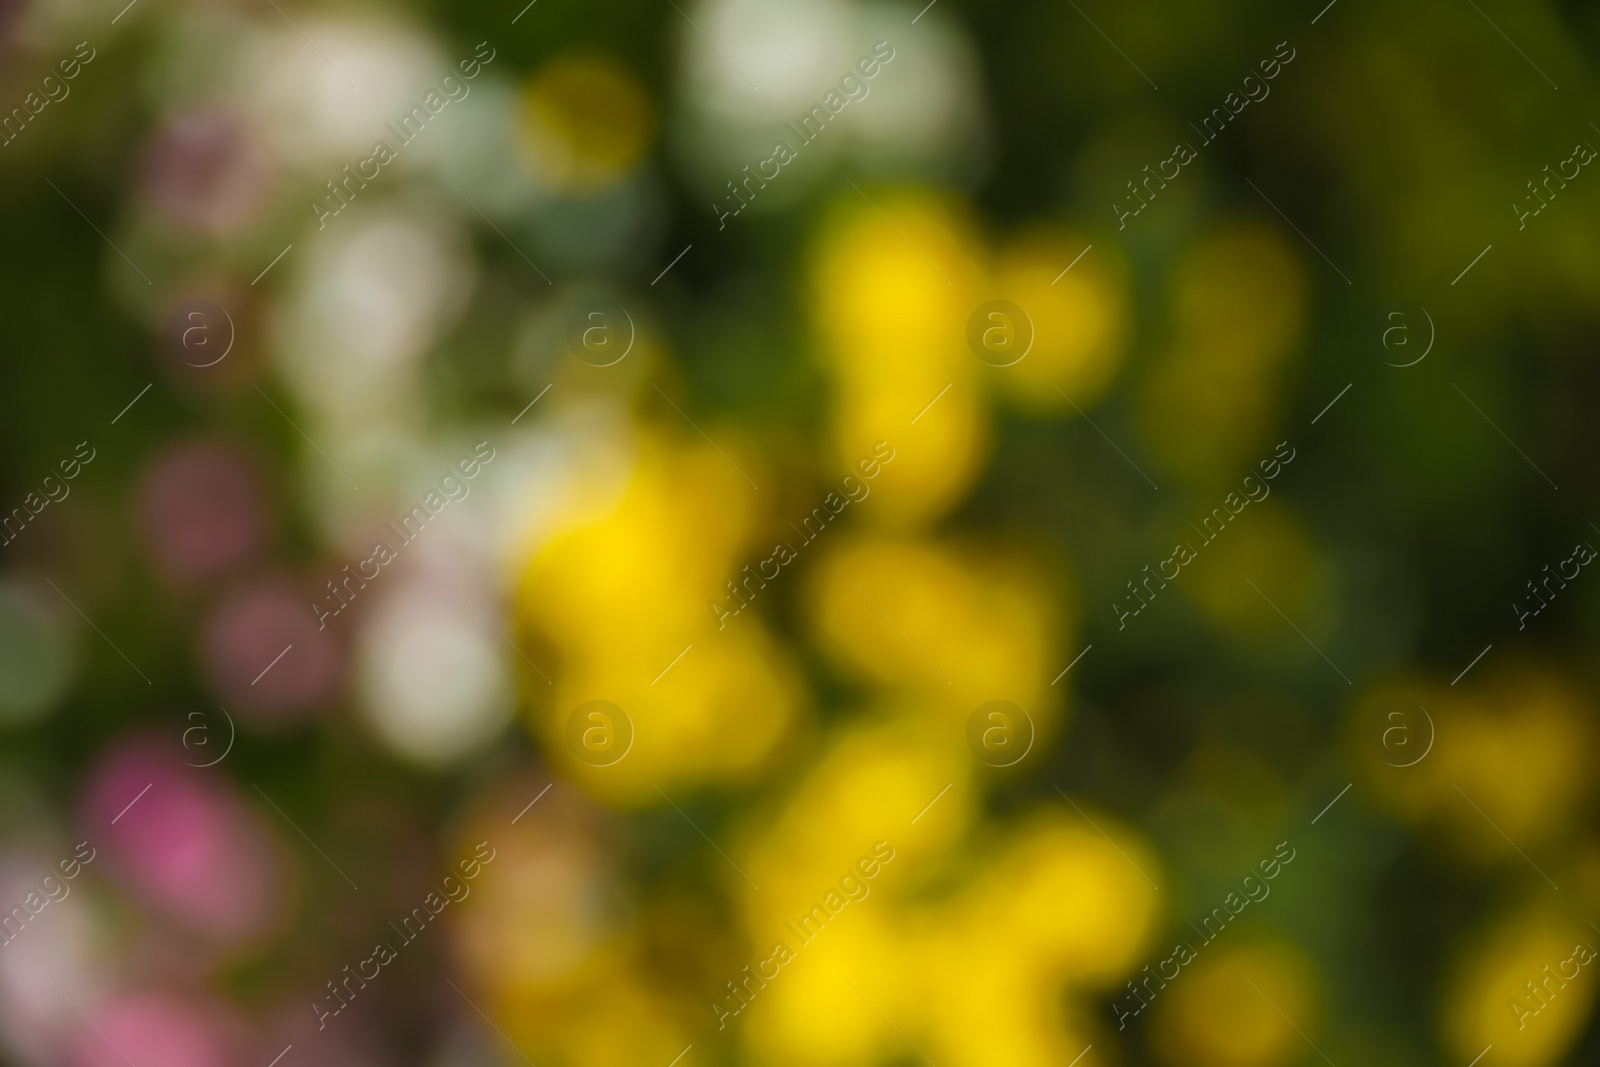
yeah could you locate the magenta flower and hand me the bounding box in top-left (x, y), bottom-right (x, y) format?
top-left (83, 735), bottom-right (284, 944)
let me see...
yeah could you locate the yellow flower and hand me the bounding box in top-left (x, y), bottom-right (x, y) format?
top-left (451, 785), bottom-right (694, 1062)
top-left (806, 536), bottom-right (1064, 718)
top-left (1352, 666), bottom-right (1593, 858)
top-left (834, 387), bottom-right (989, 530)
top-left (809, 189), bottom-right (983, 379)
top-left (914, 911), bottom-right (1100, 1067)
top-left (808, 189), bottom-right (989, 526)
top-left (1151, 939), bottom-right (1317, 1067)
top-left (553, 976), bottom-right (688, 1067)
top-left (972, 811), bottom-right (1162, 987)
top-left (743, 715), bottom-right (970, 923)
top-left (987, 229), bottom-right (1129, 412)
top-left (1169, 224), bottom-right (1308, 369)
top-left (1178, 500), bottom-right (1324, 638)
top-left (1442, 906), bottom-right (1599, 1067)
top-left (904, 810), bottom-right (1157, 1067)
top-left (1138, 224), bottom-right (1308, 486)
top-left (518, 54), bottom-right (655, 193)
top-left (517, 429), bottom-right (804, 802)
top-left (743, 908), bottom-right (903, 1067)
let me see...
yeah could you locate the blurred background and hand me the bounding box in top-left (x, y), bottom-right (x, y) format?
top-left (1, 0), bottom-right (1599, 1064)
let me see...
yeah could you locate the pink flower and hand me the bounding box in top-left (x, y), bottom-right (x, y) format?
top-left (141, 108), bottom-right (270, 236)
top-left (203, 576), bottom-right (345, 719)
top-left (69, 991), bottom-right (242, 1067)
top-left (83, 736), bottom-right (284, 944)
top-left (137, 442), bottom-right (265, 582)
